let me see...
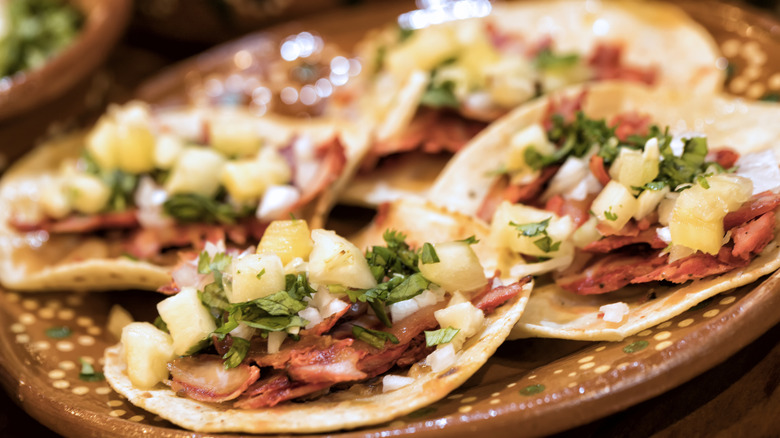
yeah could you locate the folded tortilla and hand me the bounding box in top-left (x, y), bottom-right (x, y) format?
top-left (104, 199), bottom-right (532, 433)
top-left (341, 0), bottom-right (724, 206)
top-left (0, 108), bottom-right (370, 292)
top-left (429, 81), bottom-right (780, 341)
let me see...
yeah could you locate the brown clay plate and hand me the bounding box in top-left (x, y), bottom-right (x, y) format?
top-left (1, 1), bottom-right (780, 437)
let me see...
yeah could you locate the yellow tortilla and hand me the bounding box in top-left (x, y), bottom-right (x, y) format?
top-left (0, 109), bottom-right (370, 292)
top-left (430, 81), bottom-right (780, 341)
top-left (104, 199), bottom-right (532, 433)
top-left (341, 0), bottom-right (724, 206)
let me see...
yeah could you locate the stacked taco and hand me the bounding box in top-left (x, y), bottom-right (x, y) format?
top-left (338, 0), bottom-right (723, 206)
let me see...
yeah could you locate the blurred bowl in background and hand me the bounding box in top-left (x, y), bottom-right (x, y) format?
top-left (0, 0), bottom-right (132, 120)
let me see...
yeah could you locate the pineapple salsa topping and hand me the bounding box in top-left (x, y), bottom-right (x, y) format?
top-left (16, 102), bottom-right (345, 258)
top-left (488, 109), bottom-right (780, 292)
top-left (120, 220), bottom-right (520, 399)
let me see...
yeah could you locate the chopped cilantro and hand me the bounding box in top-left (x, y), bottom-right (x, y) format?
top-left (256, 268), bottom-right (266, 280)
top-left (163, 192), bottom-right (247, 225)
top-left (696, 175), bottom-right (710, 189)
top-left (420, 79), bottom-right (459, 109)
top-left (352, 325), bottom-right (399, 349)
top-left (421, 243), bottom-right (439, 264)
top-left (534, 48), bottom-right (580, 70)
top-left (424, 327), bottom-right (460, 347)
top-left (604, 208), bottom-right (618, 221)
top-left (45, 326), bottom-right (72, 339)
top-left (222, 337), bottom-right (250, 369)
top-left (457, 235), bottom-right (480, 245)
top-left (510, 218), bottom-right (561, 254)
top-left (510, 218), bottom-right (550, 238)
top-left (78, 358), bottom-right (105, 382)
top-left (153, 316), bottom-right (169, 333)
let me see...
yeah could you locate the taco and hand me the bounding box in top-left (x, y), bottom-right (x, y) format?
top-left (0, 101), bottom-right (370, 291)
top-left (339, 0), bottom-right (723, 206)
top-left (429, 81), bottom-right (780, 341)
top-left (104, 217), bottom-right (532, 433)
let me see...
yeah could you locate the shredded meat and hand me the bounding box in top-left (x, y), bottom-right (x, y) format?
top-left (167, 355), bottom-right (260, 403)
top-left (555, 252), bottom-right (669, 295)
top-left (724, 191), bottom-right (780, 230)
top-left (588, 155), bottom-right (611, 186)
top-left (365, 109), bottom-right (487, 169)
top-left (610, 112), bottom-right (651, 141)
top-left (588, 43), bottom-right (657, 85)
top-left (707, 147), bottom-right (740, 169)
top-left (584, 228), bottom-right (667, 253)
top-left (545, 194), bottom-right (593, 228)
top-left (234, 371), bottom-right (331, 409)
top-left (471, 277), bottom-right (530, 313)
top-left (730, 211), bottom-right (775, 260)
top-left (10, 210), bottom-right (139, 233)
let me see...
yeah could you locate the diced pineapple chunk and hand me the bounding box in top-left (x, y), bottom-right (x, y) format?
top-left (591, 180), bottom-right (639, 231)
top-left (86, 117), bottom-right (120, 170)
top-left (220, 149), bottom-right (291, 202)
top-left (506, 124), bottom-right (556, 174)
top-left (154, 133), bottom-right (184, 169)
top-left (157, 287), bottom-right (217, 356)
top-left (670, 174), bottom-right (753, 254)
top-left (484, 57), bottom-right (535, 107)
top-left (385, 24), bottom-right (459, 79)
top-left (210, 111), bottom-right (263, 157)
top-left (308, 229), bottom-right (377, 289)
top-left (115, 124), bottom-right (156, 174)
top-left (433, 300), bottom-right (485, 351)
top-left (490, 201), bottom-right (574, 257)
top-left (227, 253), bottom-right (286, 303)
top-left (165, 147), bottom-right (226, 197)
top-left (609, 141), bottom-right (660, 190)
top-left (572, 216), bottom-right (601, 249)
top-left (107, 304), bottom-right (134, 340)
top-left (121, 322), bottom-right (175, 389)
top-left (258, 220), bottom-right (313, 265)
top-left (39, 178), bottom-right (71, 219)
top-left (634, 185), bottom-right (670, 221)
top-left (417, 241), bottom-right (487, 293)
top-left (65, 174), bottom-right (110, 214)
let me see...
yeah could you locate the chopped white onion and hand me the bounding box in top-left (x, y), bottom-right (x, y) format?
top-left (382, 375), bottom-right (415, 393)
top-left (171, 261), bottom-right (203, 289)
top-left (324, 298), bottom-right (349, 319)
top-left (134, 176), bottom-right (172, 229)
top-left (736, 150), bottom-right (780, 195)
top-left (294, 136), bottom-right (320, 188)
top-left (256, 185), bottom-right (300, 222)
top-left (564, 173), bottom-right (602, 201)
top-left (312, 286), bottom-right (348, 318)
top-left (509, 253), bottom-right (574, 277)
top-left (298, 307), bottom-right (322, 330)
top-left (413, 289), bottom-right (442, 308)
top-left (266, 331), bottom-right (286, 354)
top-left (229, 323), bottom-right (256, 341)
top-left (426, 344), bottom-right (457, 373)
top-left (284, 257), bottom-right (308, 275)
top-left (542, 156), bottom-right (589, 201)
top-left (390, 299), bottom-right (420, 323)
top-left (153, 108), bottom-right (206, 142)
top-left (656, 227), bottom-right (672, 244)
top-left (463, 91), bottom-right (493, 114)
top-left (599, 302), bottom-right (630, 323)
top-left (204, 240), bottom-right (226, 258)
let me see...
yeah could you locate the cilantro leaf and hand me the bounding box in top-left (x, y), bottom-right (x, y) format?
top-left (424, 327), bottom-right (460, 347)
top-left (534, 48), bottom-right (580, 70)
top-left (240, 315), bottom-right (308, 332)
top-left (352, 325), bottom-right (399, 349)
top-left (420, 80), bottom-right (459, 109)
top-left (510, 218), bottom-right (550, 238)
top-left (78, 358), bottom-right (105, 382)
top-left (457, 235), bottom-right (480, 245)
top-left (251, 290), bottom-right (308, 316)
top-left (420, 243), bottom-right (439, 264)
top-left (386, 273), bottom-right (429, 305)
top-left (222, 337), bottom-right (250, 369)
top-left (604, 208), bottom-right (618, 221)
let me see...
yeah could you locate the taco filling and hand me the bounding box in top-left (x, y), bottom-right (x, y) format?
top-left (7, 102), bottom-right (347, 262)
top-left (359, 16), bottom-right (656, 168)
top-left (118, 219), bottom-right (530, 409)
top-left (483, 92), bottom-right (780, 295)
